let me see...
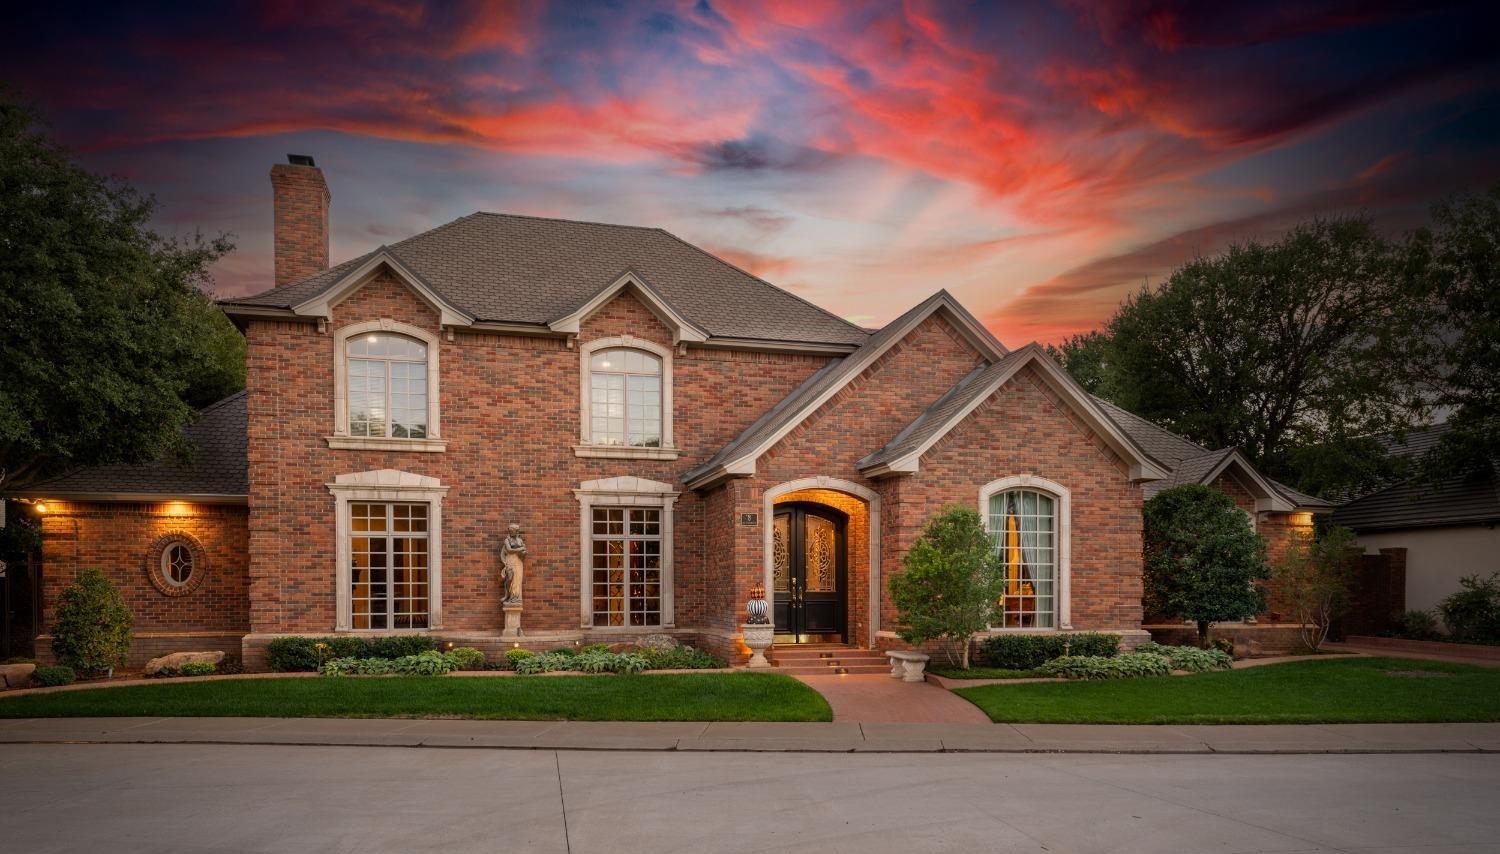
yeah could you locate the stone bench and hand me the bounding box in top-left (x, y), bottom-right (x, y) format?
top-left (885, 650), bottom-right (931, 683)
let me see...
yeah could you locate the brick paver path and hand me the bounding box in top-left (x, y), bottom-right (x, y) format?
top-left (793, 674), bottom-right (992, 723)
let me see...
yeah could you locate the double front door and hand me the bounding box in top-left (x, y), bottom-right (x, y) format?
top-left (772, 503), bottom-right (848, 643)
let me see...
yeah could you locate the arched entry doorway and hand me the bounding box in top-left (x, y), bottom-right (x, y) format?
top-left (763, 477), bottom-right (881, 648)
top-left (772, 502), bottom-right (847, 644)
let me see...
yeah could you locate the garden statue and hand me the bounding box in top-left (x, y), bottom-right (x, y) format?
top-left (500, 524), bottom-right (527, 604)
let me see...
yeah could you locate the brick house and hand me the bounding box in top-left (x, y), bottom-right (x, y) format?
top-left (20, 158), bottom-right (1330, 669)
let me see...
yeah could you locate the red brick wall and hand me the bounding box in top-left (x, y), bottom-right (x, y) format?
top-left (895, 365), bottom-right (1145, 632)
top-left (245, 272), bottom-right (829, 639)
top-left (37, 500), bottom-right (250, 666)
top-left (270, 163), bottom-right (330, 287)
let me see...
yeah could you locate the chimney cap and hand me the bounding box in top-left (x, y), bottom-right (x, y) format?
top-left (287, 154), bottom-right (317, 167)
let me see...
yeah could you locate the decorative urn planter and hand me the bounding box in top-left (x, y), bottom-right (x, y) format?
top-left (742, 584), bottom-right (773, 668)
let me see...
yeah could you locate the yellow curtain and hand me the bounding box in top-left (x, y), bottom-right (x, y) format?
top-left (1005, 510), bottom-right (1022, 596)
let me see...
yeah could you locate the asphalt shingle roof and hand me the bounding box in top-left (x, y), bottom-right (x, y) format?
top-left (1331, 422), bottom-right (1500, 530)
top-left (27, 392), bottom-right (248, 498)
top-left (856, 355), bottom-right (1021, 471)
top-left (224, 213), bottom-right (869, 346)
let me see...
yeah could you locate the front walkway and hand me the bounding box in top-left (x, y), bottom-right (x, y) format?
top-left (794, 674), bottom-right (991, 723)
top-left (2, 716), bottom-right (1496, 753)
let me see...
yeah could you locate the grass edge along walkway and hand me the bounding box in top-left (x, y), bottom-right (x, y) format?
top-left (0, 672), bottom-right (832, 723)
top-left (954, 656), bottom-right (1500, 724)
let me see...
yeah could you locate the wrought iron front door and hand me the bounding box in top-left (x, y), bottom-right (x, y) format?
top-left (772, 503), bottom-right (847, 643)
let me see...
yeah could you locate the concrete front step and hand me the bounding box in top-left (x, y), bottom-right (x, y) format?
top-left (774, 664), bottom-right (893, 676)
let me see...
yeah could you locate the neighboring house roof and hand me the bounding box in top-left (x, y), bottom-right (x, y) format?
top-left (1091, 397), bottom-right (1331, 511)
top-left (20, 392), bottom-right (249, 502)
top-left (1330, 421), bottom-right (1500, 531)
top-left (855, 344), bottom-right (1169, 482)
top-left (682, 291), bottom-right (1007, 489)
top-left (221, 212), bottom-right (869, 348)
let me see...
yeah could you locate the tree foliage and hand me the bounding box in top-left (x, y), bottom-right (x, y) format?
top-left (51, 568), bottom-right (133, 675)
top-left (888, 505), bottom-right (1006, 669)
top-left (0, 92), bottom-right (243, 491)
top-left (1143, 485), bottom-right (1268, 644)
top-left (1274, 525), bottom-right (1359, 651)
top-left (1410, 186), bottom-right (1500, 482)
top-left (1053, 217), bottom-right (1430, 497)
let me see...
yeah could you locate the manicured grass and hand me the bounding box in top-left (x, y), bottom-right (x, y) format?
top-left (0, 673), bottom-right (832, 722)
top-left (928, 666), bottom-right (1045, 680)
top-left (954, 657), bottom-right (1500, 724)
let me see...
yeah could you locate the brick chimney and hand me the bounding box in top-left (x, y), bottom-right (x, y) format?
top-left (270, 154), bottom-right (331, 287)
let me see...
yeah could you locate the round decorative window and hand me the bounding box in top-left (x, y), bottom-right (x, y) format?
top-left (161, 543), bottom-right (194, 586)
top-left (146, 533), bottom-right (209, 596)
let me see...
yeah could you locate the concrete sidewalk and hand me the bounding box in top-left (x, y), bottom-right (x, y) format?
top-left (2, 716), bottom-right (1497, 753)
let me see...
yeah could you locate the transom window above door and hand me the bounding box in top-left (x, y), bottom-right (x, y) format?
top-left (588, 348), bottom-right (662, 447)
top-left (348, 333), bottom-right (428, 439)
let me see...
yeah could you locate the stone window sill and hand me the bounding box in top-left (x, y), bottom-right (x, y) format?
top-left (572, 444), bottom-right (681, 461)
top-left (325, 436), bottom-right (448, 453)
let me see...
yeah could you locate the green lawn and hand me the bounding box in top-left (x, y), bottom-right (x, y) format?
top-left (955, 657), bottom-right (1500, 724)
top-left (0, 673), bottom-right (832, 722)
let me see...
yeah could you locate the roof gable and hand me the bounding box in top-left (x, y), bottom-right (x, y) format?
top-left (291, 248), bottom-right (474, 328)
top-left (683, 291), bottom-right (1006, 489)
top-left (548, 270), bottom-right (707, 344)
top-left (857, 344), bottom-right (1169, 482)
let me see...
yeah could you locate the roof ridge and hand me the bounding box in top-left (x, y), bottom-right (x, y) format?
top-left (472, 210), bottom-right (668, 232)
top-left (651, 226), bottom-right (870, 337)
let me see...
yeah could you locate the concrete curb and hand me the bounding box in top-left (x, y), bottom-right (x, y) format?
top-left (2, 718), bottom-right (1496, 755)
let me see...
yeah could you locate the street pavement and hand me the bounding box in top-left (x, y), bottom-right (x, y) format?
top-left (2, 742), bottom-right (1498, 853)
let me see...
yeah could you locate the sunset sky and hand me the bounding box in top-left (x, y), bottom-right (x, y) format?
top-left (6, 1), bottom-right (1498, 343)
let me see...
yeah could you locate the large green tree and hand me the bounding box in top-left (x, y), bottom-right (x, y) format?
top-left (1143, 484), bottom-right (1269, 645)
top-left (0, 93), bottom-right (243, 492)
top-left (889, 506), bottom-right (1007, 669)
top-left (1054, 218), bottom-right (1431, 496)
top-left (1409, 186), bottom-right (1500, 481)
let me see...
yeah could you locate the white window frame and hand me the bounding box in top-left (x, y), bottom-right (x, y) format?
top-left (574, 336), bottom-right (678, 460)
top-left (573, 476), bottom-right (678, 629)
top-left (978, 475), bottom-right (1072, 631)
top-left (328, 319), bottom-right (446, 452)
top-left (160, 543), bottom-right (194, 587)
top-left (328, 469), bottom-right (448, 631)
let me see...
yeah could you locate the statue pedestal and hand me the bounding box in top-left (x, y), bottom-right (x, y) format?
top-left (501, 603), bottom-right (523, 638)
top-left (741, 623), bottom-right (774, 669)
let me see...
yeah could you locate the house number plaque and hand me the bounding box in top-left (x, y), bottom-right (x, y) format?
top-left (740, 513), bottom-right (759, 525)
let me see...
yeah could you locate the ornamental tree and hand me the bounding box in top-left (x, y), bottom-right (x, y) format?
top-left (889, 505), bottom-right (1006, 669)
top-left (51, 568), bottom-right (133, 675)
top-left (1274, 525), bottom-right (1359, 651)
top-left (1143, 484), bottom-right (1269, 645)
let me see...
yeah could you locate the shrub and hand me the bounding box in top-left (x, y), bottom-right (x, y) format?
top-left (503, 648), bottom-right (536, 669)
top-left (642, 646), bottom-right (725, 670)
top-left (369, 635), bottom-right (436, 659)
top-left (1136, 642), bottom-right (1233, 672)
top-left (514, 652), bottom-right (575, 674)
top-left (1144, 485), bottom-right (1268, 644)
top-left (264, 636), bottom-right (370, 672)
top-left (1038, 653), bottom-right (1172, 680)
top-left (391, 650), bottom-right (453, 676)
top-left (889, 506), bottom-right (1007, 668)
top-left (30, 665), bottom-right (76, 687)
top-left (545, 647), bottom-right (579, 657)
top-left (1211, 637), bottom-right (1236, 658)
top-left (579, 643), bottom-right (611, 655)
top-left (975, 633), bottom-right (1120, 670)
top-left (51, 568), bottom-right (133, 675)
top-left (178, 661), bottom-right (216, 677)
top-left (1390, 609), bottom-right (1442, 640)
top-left (444, 647), bottom-right (487, 671)
top-left (1439, 573), bottom-right (1500, 643)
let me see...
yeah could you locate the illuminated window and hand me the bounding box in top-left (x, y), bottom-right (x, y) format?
top-left (349, 502), bottom-right (430, 629)
top-left (591, 507), bottom-right (662, 627)
top-left (348, 333), bottom-right (428, 439)
top-left (588, 348), bottom-right (662, 447)
top-left (988, 488), bottom-right (1057, 628)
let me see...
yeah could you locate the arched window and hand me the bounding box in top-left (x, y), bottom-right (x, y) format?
top-left (987, 487), bottom-right (1059, 628)
top-left (588, 347), bottom-right (662, 447)
top-left (348, 333), bottom-right (428, 439)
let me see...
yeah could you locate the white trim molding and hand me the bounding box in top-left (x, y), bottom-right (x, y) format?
top-left (574, 335), bottom-right (678, 459)
top-left (328, 318), bottom-right (447, 452)
top-left (1201, 451), bottom-right (1296, 513)
top-left (978, 474), bottom-right (1072, 631)
top-left (327, 469), bottom-right (449, 631)
top-left (573, 476), bottom-right (680, 630)
top-left (292, 249), bottom-right (474, 328)
top-left (549, 270), bottom-right (708, 344)
top-left (762, 477), bottom-right (883, 648)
